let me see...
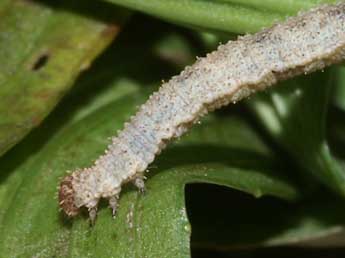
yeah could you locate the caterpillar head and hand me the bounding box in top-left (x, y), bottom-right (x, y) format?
top-left (59, 175), bottom-right (80, 217)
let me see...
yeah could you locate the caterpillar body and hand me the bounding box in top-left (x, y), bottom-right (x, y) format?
top-left (59, 3), bottom-right (345, 222)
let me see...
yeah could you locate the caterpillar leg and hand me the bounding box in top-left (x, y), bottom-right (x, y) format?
top-left (133, 175), bottom-right (146, 193)
top-left (88, 206), bottom-right (98, 226)
top-left (109, 195), bottom-right (119, 218)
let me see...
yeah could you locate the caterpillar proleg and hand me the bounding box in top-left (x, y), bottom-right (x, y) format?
top-left (59, 3), bottom-right (345, 223)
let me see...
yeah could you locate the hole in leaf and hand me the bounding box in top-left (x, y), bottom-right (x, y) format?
top-left (31, 53), bottom-right (50, 71)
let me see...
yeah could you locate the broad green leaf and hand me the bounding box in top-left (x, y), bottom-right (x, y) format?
top-left (248, 69), bottom-right (345, 197)
top-left (0, 0), bottom-right (129, 157)
top-left (104, 0), bottom-right (338, 34)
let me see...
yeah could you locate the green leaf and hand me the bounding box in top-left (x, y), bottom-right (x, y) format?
top-left (104, 0), bottom-right (338, 34)
top-left (0, 0), bottom-right (129, 157)
top-left (247, 69), bottom-right (345, 197)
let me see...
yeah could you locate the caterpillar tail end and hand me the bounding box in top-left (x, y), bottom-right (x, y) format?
top-left (58, 175), bottom-right (80, 217)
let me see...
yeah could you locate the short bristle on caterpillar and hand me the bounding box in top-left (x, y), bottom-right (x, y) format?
top-left (59, 3), bottom-right (345, 223)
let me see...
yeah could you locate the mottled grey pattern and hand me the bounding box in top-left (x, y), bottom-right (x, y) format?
top-left (59, 3), bottom-right (345, 221)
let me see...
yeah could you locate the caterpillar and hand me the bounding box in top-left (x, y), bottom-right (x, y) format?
top-left (59, 3), bottom-right (345, 223)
